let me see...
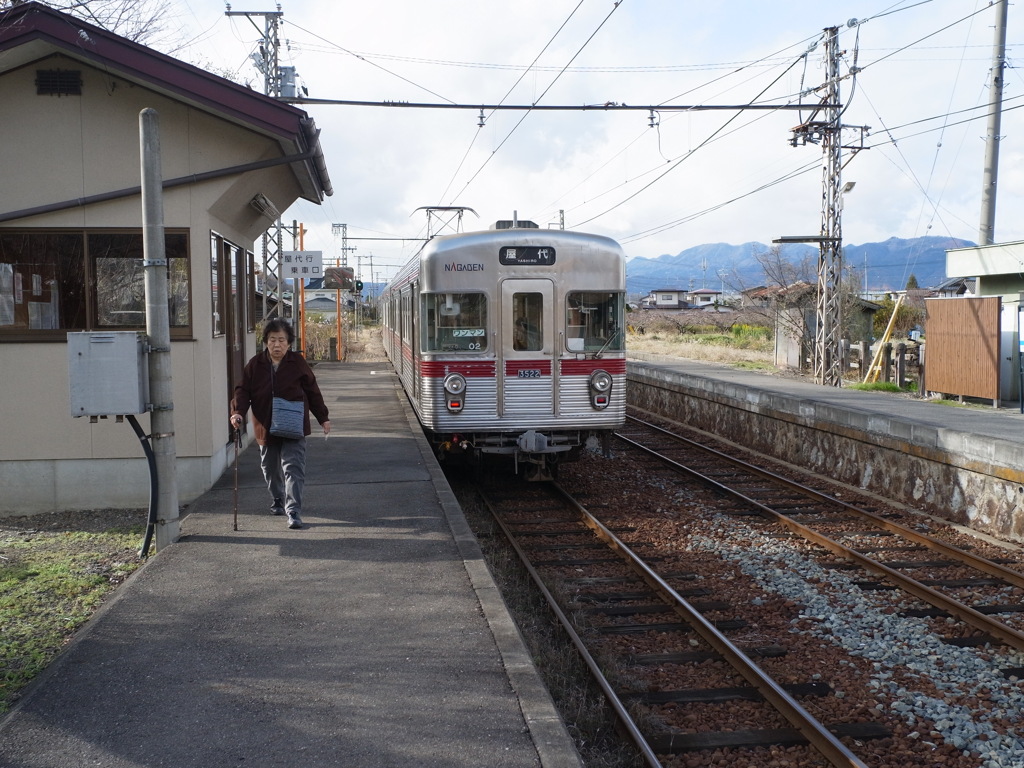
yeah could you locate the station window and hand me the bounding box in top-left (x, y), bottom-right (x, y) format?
top-left (210, 234), bottom-right (256, 338)
top-left (92, 232), bottom-right (190, 328)
top-left (423, 292), bottom-right (488, 352)
top-left (565, 292), bottom-right (624, 353)
top-left (0, 229), bottom-right (191, 340)
top-left (512, 292), bottom-right (543, 351)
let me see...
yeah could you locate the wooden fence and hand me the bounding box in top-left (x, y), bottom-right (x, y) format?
top-left (923, 296), bottom-right (1001, 401)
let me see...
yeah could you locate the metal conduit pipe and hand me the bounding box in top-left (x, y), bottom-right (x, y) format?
top-left (126, 415), bottom-right (158, 558)
top-left (0, 151), bottom-right (317, 224)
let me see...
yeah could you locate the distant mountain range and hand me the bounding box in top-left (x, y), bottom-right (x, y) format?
top-left (625, 236), bottom-right (975, 297)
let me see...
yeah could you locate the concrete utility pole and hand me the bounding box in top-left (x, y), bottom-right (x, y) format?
top-left (979, 0), bottom-right (1008, 246)
top-left (140, 108), bottom-right (180, 550)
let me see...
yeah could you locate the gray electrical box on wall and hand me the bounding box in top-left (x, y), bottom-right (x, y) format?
top-left (68, 332), bottom-right (149, 417)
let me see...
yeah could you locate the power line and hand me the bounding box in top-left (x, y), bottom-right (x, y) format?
top-left (281, 97), bottom-right (834, 112)
top-left (283, 19), bottom-right (458, 105)
top-left (436, 0), bottom-right (588, 205)
top-left (620, 158), bottom-right (822, 244)
top-left (439, 0), bottom-right (625, 206)
top-left (573, 49), bottom-right (810, 230)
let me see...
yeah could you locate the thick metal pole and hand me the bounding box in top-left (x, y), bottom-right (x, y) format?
top-left (813, 27), bottom-right (844, 387)
top-left (979, 0), bottom-right (1008, 246)
top-left (140, 108), bottom-right (180, 550)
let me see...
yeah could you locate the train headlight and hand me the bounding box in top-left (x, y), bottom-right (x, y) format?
top-left (443, 373), bottom-right (467, 412)
top-left (444, 373), bottom-right (466, 395)
top-left (589, 369), bottom-right (612, 409)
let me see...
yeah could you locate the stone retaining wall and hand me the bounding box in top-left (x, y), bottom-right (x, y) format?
top-left (627, 362), bottom-right (1024, 543)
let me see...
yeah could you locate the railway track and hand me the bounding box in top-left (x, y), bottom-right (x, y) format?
top-left (613, 414), bottom-right (1024, 653)
top-left (459, 410), bottom-right (1024, 766)
top-left (478, 478), bottom-right (885, 768)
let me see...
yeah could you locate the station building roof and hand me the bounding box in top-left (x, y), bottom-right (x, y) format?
top-left (0, 1), bottom-right (332, 204)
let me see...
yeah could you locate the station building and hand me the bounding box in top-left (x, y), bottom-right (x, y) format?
top-left (0, 2), bottom-right (332, 513)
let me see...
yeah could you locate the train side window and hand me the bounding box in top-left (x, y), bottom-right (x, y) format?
top-left (422, 292), bottom-right (488, 352)
top-left (512, 292), bottom-right (543, 351)
top-left (566, 292), bottom-right (625, 352)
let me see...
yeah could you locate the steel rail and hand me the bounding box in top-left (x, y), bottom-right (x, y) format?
top-left (477, 489), bottom-right (665, 768)
top-left (545, 482), bottom-right (871, 768)
top-left (615, 420), bottom-right (1024, 652)
top-left (625, 414), bottom-right (1024, 589)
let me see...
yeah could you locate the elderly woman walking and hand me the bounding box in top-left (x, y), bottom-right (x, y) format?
top-left (230, 318), bottom-right (330, 529)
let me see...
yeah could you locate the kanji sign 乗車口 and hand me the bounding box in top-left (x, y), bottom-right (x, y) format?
top-left (282, 251), bottom-right (323, 277)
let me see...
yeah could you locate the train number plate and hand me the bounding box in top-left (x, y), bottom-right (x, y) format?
top-left (517, 369), bottom-right (542, 378)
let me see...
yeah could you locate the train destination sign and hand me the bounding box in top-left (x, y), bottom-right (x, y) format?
top-left (499, 246), bottom-right (556, 266)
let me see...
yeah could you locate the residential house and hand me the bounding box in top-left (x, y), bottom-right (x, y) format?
top-left (643, 289), bottom-right (690, 310)
top-left (687, 288), bottom-right (722, 308)
top-left (932, 276), bottom-right (976, 298)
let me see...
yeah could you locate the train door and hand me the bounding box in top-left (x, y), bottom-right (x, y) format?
top-left (500, 279), bottom-right (554, 417)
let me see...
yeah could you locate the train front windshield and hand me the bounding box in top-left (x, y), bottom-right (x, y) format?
top-left (565, 292), bottom-right (624, 353)
top-left (423, 292), bottom-right (488, 352)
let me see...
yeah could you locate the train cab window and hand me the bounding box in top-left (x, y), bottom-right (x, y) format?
top-left (512, 292), bottom-right (543, 351)
top-left (565, 292), bottom-right (625, 353)
top-left (423, 292), bottom-right (488, 352)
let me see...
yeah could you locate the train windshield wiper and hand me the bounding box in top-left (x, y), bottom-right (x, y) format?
top-left (594, 327), bottom-right (621, 359)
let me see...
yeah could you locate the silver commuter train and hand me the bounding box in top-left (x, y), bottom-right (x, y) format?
top-left (382, 219), bottom-right (627, 480)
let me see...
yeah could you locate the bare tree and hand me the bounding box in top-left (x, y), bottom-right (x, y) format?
top-left (733, 246), bottom-right (815, 348)
top-left (755, 245), bottom-right (817, 291)
top-left (2, 0), bottom-right (176, 47)
top-left (737, 246), bottom-right (870, 368)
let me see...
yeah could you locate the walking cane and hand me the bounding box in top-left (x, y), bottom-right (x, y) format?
top-left (232, 426), bottom-right (241, 531)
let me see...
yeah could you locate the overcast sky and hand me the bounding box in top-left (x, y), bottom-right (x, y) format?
top-left (161, 0), bottom-right (1021, 284)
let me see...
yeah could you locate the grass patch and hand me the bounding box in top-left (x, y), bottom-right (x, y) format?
top-left (846, 381), bottom-right (905, 393)
top-left (0, 526), bottom-right (143, 713)
top-left (626, 332), bottom-right (773, 366)
top-left (694, 333), bottom-right (733, 346)
top-left (926, 398), bottom-right (995, 409)
top-left (734, 360), bottom-right (776, 372)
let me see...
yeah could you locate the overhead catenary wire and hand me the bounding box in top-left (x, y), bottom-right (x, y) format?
top-left (284, 19), bottom-right (459, 105)
top-left (580, 3), bottom-right (1003, 247)
top-left (440, 0), bottom-right (626, 207)
top-left (271, 1), bottom-right (1007, 256)
top-left (620, 157), bottom-right (823, 244)
top-left (571, 48), bottom-right (810, 231)
top-left (618, 93), bottom-right (1020, 247)
top-left (435, 0), bottom-right (589, 205)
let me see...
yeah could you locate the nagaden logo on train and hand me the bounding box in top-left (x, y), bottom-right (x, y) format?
top-left (444, 263), bottom-right (484, 271)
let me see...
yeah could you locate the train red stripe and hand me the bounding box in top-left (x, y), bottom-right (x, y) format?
top-left (560, 358), bottom-right (626, 375)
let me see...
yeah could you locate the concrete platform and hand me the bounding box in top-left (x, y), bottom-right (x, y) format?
top-left (0, 362), bottom-right (582, 768)
top-left (627, 354), bottom-right (1024, 543)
